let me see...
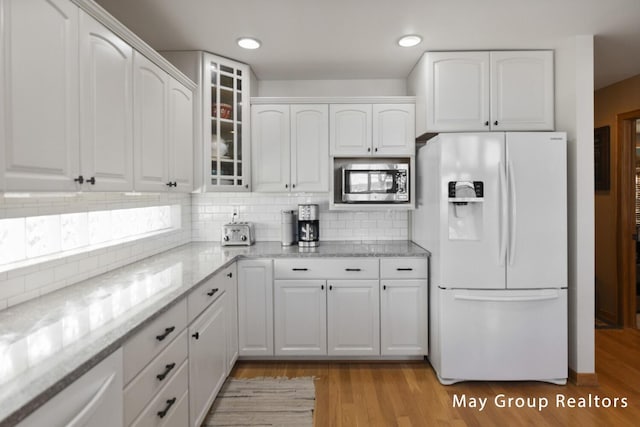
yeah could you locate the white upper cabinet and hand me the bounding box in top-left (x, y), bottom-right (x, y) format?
top-left (409, 50), bottom-right (554, 134)
top-left (330, 104), bottom-right (414, 156)
top-left (372, 104), bottom-right (415, 156)
top-left (251, 105), bottom-right (290, 192)
top-left (1, 0), bottom-right (80, 191)
top-left (489, 51), bottom-right (555, 131)
top-left (79, 12), bottom-right (133, 191)
top-left (168, 78), bottom-right (194, 191)
top-left (251, 104), bottom-right (328, 192)
top-left (330, 104), bottom-right (372, 156)
top-left (133, 52), bottom-right (193, 192)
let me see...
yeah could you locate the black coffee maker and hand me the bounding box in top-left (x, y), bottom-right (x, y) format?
top-left (297, 204), bottom-right (319, 247)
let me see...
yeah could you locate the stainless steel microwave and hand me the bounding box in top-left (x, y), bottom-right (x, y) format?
top-left (341, 163), bottom-right (409, 203)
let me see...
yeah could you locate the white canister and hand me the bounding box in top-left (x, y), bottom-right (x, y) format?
top-left (281, 210), bottom-right (296, 246)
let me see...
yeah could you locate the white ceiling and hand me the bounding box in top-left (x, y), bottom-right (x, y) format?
top-left (94, 0), bottom-right (640, 90)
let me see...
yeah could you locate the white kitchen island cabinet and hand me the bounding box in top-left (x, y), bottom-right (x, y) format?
top-left (1, 0), bottom-right (80, 192)
top-left (251, 104), bottom-right (328, 192)
top-left (237, 259), bottom-right (274, 356)
top-left (18, 349), bottom-right (123, 427)
top-left (409, 50), bottom-right (554, 134)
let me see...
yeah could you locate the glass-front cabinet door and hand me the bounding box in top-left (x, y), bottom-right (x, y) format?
top-left (204, 53), bottom-right (250, 190)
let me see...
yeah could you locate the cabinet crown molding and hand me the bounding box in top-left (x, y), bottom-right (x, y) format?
top-left (251, 96), bottom-right (416, 105)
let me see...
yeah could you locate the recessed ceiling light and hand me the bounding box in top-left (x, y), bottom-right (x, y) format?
top-left (398, 35), bottom-right (422, 48)
top-left (237, 37), bottom-right (261, 50)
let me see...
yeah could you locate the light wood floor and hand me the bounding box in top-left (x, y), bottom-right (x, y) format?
top-left (230, 328), bottom-right (640, 426)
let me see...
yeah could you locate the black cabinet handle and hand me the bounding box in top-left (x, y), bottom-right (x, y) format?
top-left (292, 183), bottom-right (296, 189)
top-left (192, 332), bottom-right (200, 340)
top-left (227, 272), bottom-right (233, 278)
top-left (383, 285), bottom-right (387, 290)
top-left (157, 398), bottom-right (177, 419)
top-left (285, 184), bottom-right (288, 189)
top-left (396, 268), bottom-right (413, 271)
top-left (166, 182), bottom-right (173, 187)
top-left (321, 284), bottom-right (324, 290)
top-left (484, 121), bottom-right (489, 126)
top-left (374, 147), bottom-right (378, 152)
top-left (155, 326), bottom-right (175, 341)
top-left (86, 177), bottom-right (96, 185)
top-left (329, 285), bottom-right (333, 290)
top-left (292, 268), bottom-right (308, 271)
top-left (245, 184), bottom-right (249, 189)
top-left (494, 120), bottom-right (498, 126)
top-left (207, 288), bottom-right (219, 297)
top-left (367, 147), bottom-right (371, 152)
top-left (345, 268), bottom-right (361, 272)
top-left (156, 363), bottom-right (176, 381)
top-left (74, 175), bottom-right (84, 184)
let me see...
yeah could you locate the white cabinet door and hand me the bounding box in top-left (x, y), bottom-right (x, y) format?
top-left (18, 349), bottom-right (123, 427)
top-left (290, 104), bottom-right (328, 192)
top-left (490, 51), bottom-right (554, 131)
top-left (330, 104), bottom-right (372, 156)
top-left (372, 104), bottom-right (415, 156)
top-left (274, 280), bottom-right (327, 356)
top-left (1, 0), bottom-right (80, 191)
top-left (133, 52), bottom-right (169, 192)
top-left (327, 280), bottom-right (379, 356)
top-left (168, 78), bottom-right (194, 191)
top-left (189, 295), bottom-right (227, 427)
top-left (237, 259), bottom-right (274, 356)
top-left (427, 52), bottom-right (490, 132)
top-left (380, 279), bottom-right (427, 356)
top-left (225, 264), bottom-right (239, 373)
top-left (251, 105), bottom-right (290, 192)
top-left (79, 12), bottom-right (133, 192)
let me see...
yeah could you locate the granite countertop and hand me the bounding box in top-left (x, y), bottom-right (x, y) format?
top-left (0, 240), bottom-right (429, 426)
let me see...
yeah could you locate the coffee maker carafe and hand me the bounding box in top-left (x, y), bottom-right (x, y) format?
top-left (297, 204), bottom-right (319, 247)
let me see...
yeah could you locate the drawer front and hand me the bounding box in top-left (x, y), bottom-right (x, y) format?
top-left (380, 258), bottom-right (428, 279)
top-left (274, 258), bottom-right (379, 279)
top-left (124, 299), bottom-right (187, 384)
top-left (188, 263), bottom-right (235, 323)
top-left (128, 360), bottom-right (189, 427)
top-left (124, 330), bottom-right (188, 426)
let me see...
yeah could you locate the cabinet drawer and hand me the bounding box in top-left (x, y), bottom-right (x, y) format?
top-left (129, 360), bottom-right (189, 427)
top-left (274, 258), bottom-right (379, 279)
top-left (124, 330), bottom-right (188, 426)
top-left (188, 263), bottom-right (235, 323)
top-left (124, 299), bottom-right (187, 384)
top-left (380, 258), bottom-right (428, 279)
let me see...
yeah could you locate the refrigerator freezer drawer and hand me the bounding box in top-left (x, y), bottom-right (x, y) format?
top-left (438, 288), bottom-right (567, 383)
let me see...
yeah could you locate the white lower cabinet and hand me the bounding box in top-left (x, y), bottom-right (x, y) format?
top-left (225, 265), bottom-right (239, 373)
top-left (274, 280), bottom-right (327, 356)
top-left (380, 279), bottom-right (428, 356)
top-left (327, 280), bottom-right (380, 356)
top-left (189, 294), bottom-right (227, 427)
top-left (18, 349), bottom-right (123, 427)
top-left (238, 259), bottom-right (274, 356)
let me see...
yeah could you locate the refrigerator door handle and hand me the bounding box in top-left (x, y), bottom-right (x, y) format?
top-left (453, 293), bottom-right (561, 303)
top-left (498, 162), bottom-right (508, 265)
top-left (508, 160), bottom-right (517, 265)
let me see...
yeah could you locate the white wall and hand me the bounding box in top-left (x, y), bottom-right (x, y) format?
top-left (257, 79), bottom-right (407, 97)
top-left (192, 193), bottom-right (408, 242)
top-left (554, 35), bottom-right (595, 375)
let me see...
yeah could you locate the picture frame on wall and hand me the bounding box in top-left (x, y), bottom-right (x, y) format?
top-left (594, 125), bottom-right (610, 192)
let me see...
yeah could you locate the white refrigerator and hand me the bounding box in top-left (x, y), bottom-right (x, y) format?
top-left (411, 132), bottom-right (567, 385)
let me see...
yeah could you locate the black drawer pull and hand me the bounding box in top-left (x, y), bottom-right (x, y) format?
top-left (155, 326), bottom-right (175, 341)
top-left (157, 397), bottom-right (177, 418)
top-left (207, 288), bottom-right (219, 296)
top-left (329, 285), bottom-right (333, 290)
top-left (292, 268), bottom-right (308, 271)
top-left (383, 285), bottom-right (387, 290)
top-left (192, 332), bottom-right (200, 340)
top-left (345, 268), bottom-right (361, 272)
top-left (156, 363), bottom-right (176, 381)
top-left (227, 272), bottom-right (233, 278)
top-left (396, 268), bottom-right (413, 271)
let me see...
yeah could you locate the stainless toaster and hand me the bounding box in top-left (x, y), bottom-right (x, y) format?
top-left (221, 221), bottom-right (255, 246)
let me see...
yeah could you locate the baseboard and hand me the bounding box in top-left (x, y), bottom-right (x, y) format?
top-left (569, 368), bottom-right (599, 386)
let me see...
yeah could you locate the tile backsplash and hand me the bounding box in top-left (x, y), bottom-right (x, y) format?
top-left (192, 192), bottom-right (408, 242)
top-left (0, 193), bottom-right (191, 310)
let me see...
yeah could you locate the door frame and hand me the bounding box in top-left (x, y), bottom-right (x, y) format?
top-left (617, 110), bottom-right (640, 327)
